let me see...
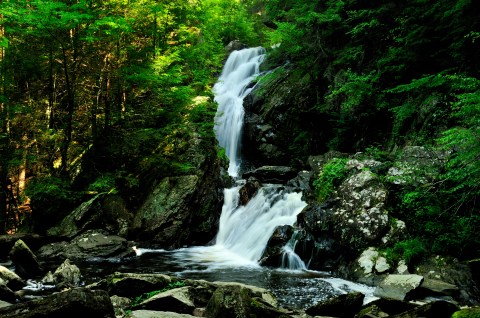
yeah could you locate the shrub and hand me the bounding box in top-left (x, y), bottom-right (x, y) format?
top-left (313, 158), bottom-right (348, 202)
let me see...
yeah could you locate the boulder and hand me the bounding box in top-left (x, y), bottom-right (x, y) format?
top-left (0, 234), bottom-right (48, 261)
top-left (225, 40), bottom-right (247, 52)
top-left (134, 286), bottom-right (195, 314)
top-left (358, 298), bottom-right (417, 317)
top-left (110, 295), bottom-right (131, 317)
top-left (305, 292), bottom-right (364, 317)
top-left (243, 166), bottom-right (298, 184)
top-left (238, 178), bottom-right (261, 205)
top-left (37, 230), bottom-right (132, 260)
top-left (9, 239), bottom-right (43, 278)
top-left (328, 169), bottom-right (389, 253)
top-left (259, 225), bottom-right (295, 267)
top-left (390, 300), bottom-right (459, 318)
top-left (0, 287), bottom-right (115, 318)
top-left (107, 272), bottom-right (172, 298)
top-left (128, 310), bottom-right (196, 318)
top-left (386, 146), bottom-right (447, 186)
top-left (205, 284), bottom-right (289, 318)
top-left (48, 259), bottom-right (82, 287)
top-left (0, 299), bottom-right (12, 308)
top-left (47, 193), bottom-right (133, 239)
top-left (374, 274), bottom-right (424, 301)
top-left (0, 279), bottom-right (16, 303)
top-left (413, 256), bottom-right (477, 305)
top-left (0, 265), bottom-right (25, 291)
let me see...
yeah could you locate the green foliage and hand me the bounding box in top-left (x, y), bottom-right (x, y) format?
top-left (24, 176), bottom-right (76, 202)
top-left (130, 281), bottom-right (186, 307)
top-left (384, 238), bottom-right (426, 267)
top-left (313, 158), bottom-right (348, 203)
top-left (87, 174), bottom-right (117, 194)
top-left (451, 307), bottom-right (480, 318)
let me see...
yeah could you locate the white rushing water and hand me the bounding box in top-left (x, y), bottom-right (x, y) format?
top-left (171, 47), bottom-right (307, 269)
top-left (213, 47), bottom-right (265, 177)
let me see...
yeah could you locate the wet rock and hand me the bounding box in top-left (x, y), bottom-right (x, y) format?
top-left (225, 40), bottom-right (247, 52)
top-left (9, 239), bottom-right (43, 279)
top-left (390, 300), bottom-right (459, 318)
top-left (374, 274), bottom-right (424, 301)
top-left (0, 265), bottom-right (25, 291)
top-left (305, 291), bottom-right (364, 317)
top-left (134, 286), bottom-right (195, 314)
top-left (50, 259), bottom-right (82, 287)
top-left (205, 284), bottom-right (288, 318)
top-left (0, 279), bottom-right (16, 303)
top-left (286, 170), bottom-right (312, 193)
top-left (128, 310), bottom-right (196, 318)
top-left (107, 272), bottom-right (172, 298)
top-left (0, 287), bottom-right (115, 318)
top-left (260, 225), bottom-right (294, 267)
top-left (37, 230), bottom-right (131, 260)
top-left (47, 193), bottom-right (133, 239)
top-left (238, 178), bottom-right (261, 205)
top-left (359, 298), bottom-right (417, 316)
top-left (0, 234), bottom-right (48, 261)
top-left (0, 299), bottom-right (12, 308)
top-left (419, 278), bottom-right (459, 296)
top-left (243, 166), bottom-right (298, 184)
top-left (110, 295), bottom-right (131, 317)
top-left (413, 256), bottom-right (477, 305)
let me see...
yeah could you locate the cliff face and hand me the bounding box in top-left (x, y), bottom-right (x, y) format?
top-left (242, 66), bottom-right (330, 168)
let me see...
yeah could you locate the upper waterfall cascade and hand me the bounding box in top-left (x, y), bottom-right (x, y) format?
top-left (213, 47), bottom-right (266, 177)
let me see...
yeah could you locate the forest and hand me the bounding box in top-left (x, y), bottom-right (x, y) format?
top-left (1, 0), bottom-right (479, 263)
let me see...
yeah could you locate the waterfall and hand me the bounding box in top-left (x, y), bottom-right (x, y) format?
top-left (173, 47), bottom-right (307, 269)
top-left (213, 47), bottom-right (265, 177)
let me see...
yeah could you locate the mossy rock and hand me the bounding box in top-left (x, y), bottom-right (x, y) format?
top-left (452, 307), bottom-right (480, 318)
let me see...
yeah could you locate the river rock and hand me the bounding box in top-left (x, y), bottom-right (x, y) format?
top-left (107, 272), bottom-right (172, 298)
top-left (0, 265), bottom-right (25, 291)
top-left (9, 239), bottom-right (43, 278)
top-left (225, 40), bottom-right (247, 52)
top-left (110, 295), bottom-right (131, 317)
top-left (243, 166), bottom-right (298, 184)
top-left (0, 279), bottom-right (16, 303)
top-left (50, 259), bottom-right (82, 287)
top-left (128, 310), bottom-right (196, 318)
top-left (390, 300), bottom-right (459, 318)
top-left (305, 291), bottom-right (364, 317)
top-left (238, 177), bottom-right (261, 205)
top-left (374, 274), bottom-right (424, 301)
top-left (0, 234), bottom-right (48, 261)
top-left (0, 287), bottom-right (115, 318)
top-left (359, 298), bottom-right (417, 317)
top-left (134, 286), bottom-right (195, 314)
top-left (205, 284), bottom-right (289, 318)
top-left (47, 193), bottom-right (133, 239)
top-left (37, 230), bottom-right (131, 260)
top-left (0, 299), bottom-right (12, 308)
top-left (413, 255), bottom-right (477, 305)
top-left (259, 225), bottom-right (294, 267)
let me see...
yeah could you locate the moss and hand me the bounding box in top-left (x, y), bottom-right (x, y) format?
top-left (452, 307), bottom-right (480, 318)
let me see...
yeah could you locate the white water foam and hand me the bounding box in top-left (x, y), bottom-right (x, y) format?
top-left (213, 47), bottom-right (265, 177)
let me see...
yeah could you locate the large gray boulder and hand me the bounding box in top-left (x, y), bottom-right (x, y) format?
top-left (305, 292), bottom-right (364, 318)
top-left (0, 265), bottom-right (25, 291)
top-left (0, 287), bottom-right (115, 318)
top-left (37, 230), bottom-right (131, 261)
top-left (132, 138), bottom-right (227, 247)
top-left (47, 193), bottom-right (132, 239)
top-left (42, 259), bottom-right (82, 287)
top-left (374, 274), bottom-right (424, 301)
top-left (329, 168), bottom-right (389, 253)
top-left (106, 272), bottom-right (173, 298)
top-left (134, 286), bottom-right (195, 314)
